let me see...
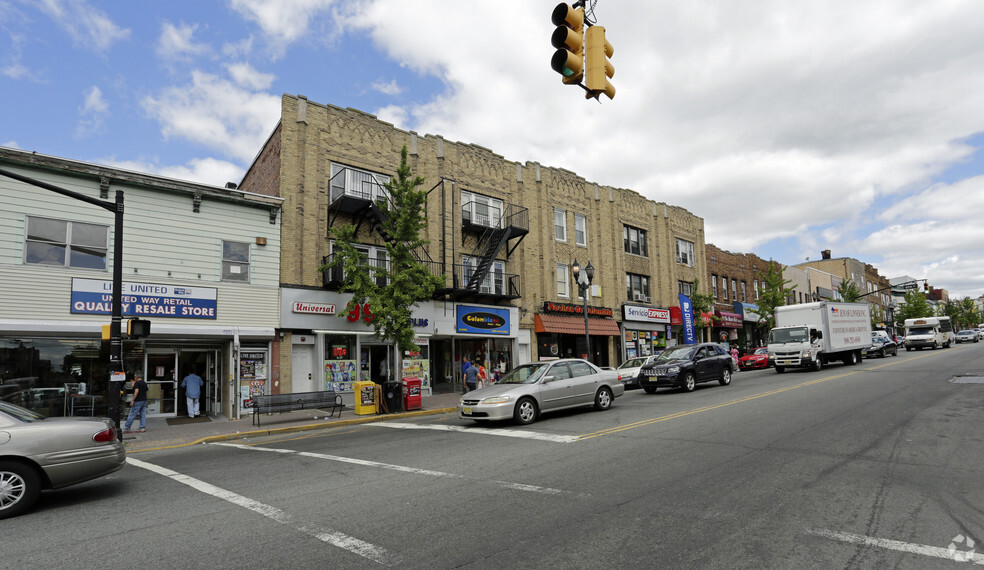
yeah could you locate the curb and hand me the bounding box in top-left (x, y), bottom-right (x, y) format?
top-left (127, 406), bottom-right (459, 453)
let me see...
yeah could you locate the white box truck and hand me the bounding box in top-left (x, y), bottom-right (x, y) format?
top-left (767, 302), bottom-right (872, 373)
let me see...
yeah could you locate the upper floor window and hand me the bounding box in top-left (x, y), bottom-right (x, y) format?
top-left (722, 276), bottom-right (729, 300)
top-left (679, 280), bottom-right (695, 297)
top-left (623, 225), bottom-right (648, 257)
top-left (731, 278), bottom-right (738, 301)
top-left (25, 216), bottom-right (108, 270)
top-left (626, 273), bottom-right (650, 302)
top-left (554, 209), bottom-right (567, 242)
top-left (329, 163), bottom-right (390, 202)
top-left (753, 280), bottom-right (760, 300)
top-left (574, 213), bottom-right (587, 247)
top-left (741, 281), bottom-right (747, 302)
top-left (557, 263), bottom-right (570, 297)
top-left (463, 256), bottom-right (504, 294)
top-left (461, 190), bottom-right (503, 228)
top-left (676, 239), bottom-right (694, 266)
top-left (222, 241), bottom-right (250, 282)
top-left (327, 242), bottom-right (388, 287)
top-left (712, 274), bottom-right (718, 298)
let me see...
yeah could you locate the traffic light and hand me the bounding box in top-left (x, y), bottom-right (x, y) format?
top-left (127, 318), bottom-right (151, 338)
top-left (550, 3), bottom-right (584, 85)
top-left (923, 282), bottom-right (930, 292)
top-left (584, 25), bottom-right (615, 100)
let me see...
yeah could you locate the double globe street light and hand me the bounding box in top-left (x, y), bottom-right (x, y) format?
top-left (572, 259), bottom-right (595, 362)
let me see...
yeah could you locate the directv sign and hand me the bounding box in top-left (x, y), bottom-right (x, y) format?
top-left (623, 305), bottom-right (671, 324)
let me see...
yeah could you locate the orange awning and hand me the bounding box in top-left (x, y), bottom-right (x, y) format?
top-left (534, 314), bottom-right (621, 336)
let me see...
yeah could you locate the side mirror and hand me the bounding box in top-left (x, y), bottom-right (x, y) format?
top-left (542, 375), bottom-right (556, 383)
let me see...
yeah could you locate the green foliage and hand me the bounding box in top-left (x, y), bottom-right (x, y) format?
top-left (755, 261), bottom-right (791, 336)
top-left (836, 279), bottom-right (863, 303)
top-left (320, 146), bottom-right (444, 354)
top-left (894, 290), bottom-right (933, 327)
top-left (957, 297), bottom-right (980, 328)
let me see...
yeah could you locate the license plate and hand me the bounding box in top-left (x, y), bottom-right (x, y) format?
top-left (462, 407), bottom-right (472, 415)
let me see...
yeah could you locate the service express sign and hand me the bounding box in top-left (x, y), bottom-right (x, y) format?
top-left (623, 305), bottom-right (671, 324)
top-left (71, 278), bottom-right (218, 319)
top-left (456, 305), bottom-right (510, 335)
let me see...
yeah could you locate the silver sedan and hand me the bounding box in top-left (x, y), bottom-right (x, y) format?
top-left (0, 401), bottom-right (126, 519)
top-left (458, 359), bottom-right (625, 425)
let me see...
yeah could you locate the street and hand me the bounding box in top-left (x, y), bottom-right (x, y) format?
top-left (5, 344), bottom-right (984, 568)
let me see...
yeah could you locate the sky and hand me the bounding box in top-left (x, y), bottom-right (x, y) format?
top-left (3, 0), bottom-right (984, 299)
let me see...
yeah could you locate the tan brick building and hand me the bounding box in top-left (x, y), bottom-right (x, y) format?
top-left (704, 244), bottom-right (776, 349)
top-left (240, 94), bottom-right (706, 398)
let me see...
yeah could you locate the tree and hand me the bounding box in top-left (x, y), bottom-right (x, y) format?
top-left (958, 297), bottom-right (980, 328)
top-left (837, 279), bottom-right (863, 302)
top-left (895, 290), bottom-right (933, 327)
top-left (755, 261), bottom-right (791, 338)
top-left (937, 299), bottom-right (961, 323)
top-left (321, 145), bottom-right (444, 354)
top-left (688, 278), bottom-right (716, 343)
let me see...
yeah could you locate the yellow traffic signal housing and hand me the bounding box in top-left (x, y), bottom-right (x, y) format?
top-left (584, 26), bottom-right (615, 100)
top-left (127, 318), bottom-right (151, 338)
top-left (101, 324), bottom-right (111, 340)
top-left (550, 3), bottom-right (584, 85)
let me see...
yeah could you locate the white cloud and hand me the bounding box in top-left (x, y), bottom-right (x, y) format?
top-left (2, 141), bottom-right (21, 149)
top-left (38, 0), bottom-right (130, 53)
top-left (370, 78), bottom-right (402, 96)
top-left (226, 62), bottom-right (275, 90)
top-left (101, 156), bottom-right (246, 188)
top-left (141, 70), bottom-right (281, 164)
top-left (75, 85), bottom-right (108, 137)
top-left (229, 0), bottom-right (338, 59)
top-left (156, 21), bottom-right (211, 61)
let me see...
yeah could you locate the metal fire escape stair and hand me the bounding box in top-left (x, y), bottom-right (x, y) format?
top-left (465, 225), bottom-right (513, 290)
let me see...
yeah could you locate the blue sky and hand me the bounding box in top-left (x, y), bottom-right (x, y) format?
top-left (3, 0), bottom-right (984, 299)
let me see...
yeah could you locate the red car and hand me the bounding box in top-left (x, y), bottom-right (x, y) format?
top-left (738, 347), bottom-right (770, 370)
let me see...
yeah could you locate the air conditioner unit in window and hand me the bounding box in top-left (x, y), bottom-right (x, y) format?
top-left (634, 293), bottom-right (645, 302)
top-left (644, 295), bottom-right (652, 303)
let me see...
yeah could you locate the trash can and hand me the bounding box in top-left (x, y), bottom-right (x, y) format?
top-left (382, 381), bottom-right (403, 413)
top-left (402, 377), bottom-right (422, 411)
top-left (354, 381), bottom-right (376, 416)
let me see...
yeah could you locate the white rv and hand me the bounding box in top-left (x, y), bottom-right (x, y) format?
top-left (903, 317), bottom-right (954, 350)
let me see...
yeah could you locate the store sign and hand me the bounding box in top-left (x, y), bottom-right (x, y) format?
top-left (293, 302), bottom-right (336, 315)
top-left (457, 305), bottom-right (510, 335)
top-left (623, 305), bottom-right (671, 323)
top-left (543, 301), bottom-right (615, 318)
top-left (71, 278), bottom-right (217, 319)
top-left (715, 311), bottom-right (744, 328)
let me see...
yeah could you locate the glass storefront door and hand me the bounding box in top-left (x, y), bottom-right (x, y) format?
top-left (144, 351), bottom-right (177, 417)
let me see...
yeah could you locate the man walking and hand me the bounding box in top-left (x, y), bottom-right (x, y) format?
top-left (181, 369), bottom-right (205, 418)
top-left (124, 370), bottom-right (148, 433)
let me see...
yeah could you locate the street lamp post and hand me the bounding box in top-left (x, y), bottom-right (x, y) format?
top-left (572, 259), bottom-right (595, 362)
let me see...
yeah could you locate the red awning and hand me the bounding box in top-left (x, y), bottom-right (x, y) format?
top-left (534, 314), bottom-right (621, 336)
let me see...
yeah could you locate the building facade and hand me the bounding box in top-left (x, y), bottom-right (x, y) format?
top-left (239, 94), bottom-right (707, 397)
top-left (704, 244), bottom-right (774, 349)
top-left (0, 147), bottom-right (282, 420)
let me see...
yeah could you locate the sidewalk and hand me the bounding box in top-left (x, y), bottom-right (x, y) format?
top-left (123, 391), bottom-right (462, 453)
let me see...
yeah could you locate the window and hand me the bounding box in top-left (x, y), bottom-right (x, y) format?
top-left (25, 216), bottom-right (108, 270)
top-left (557, 264), bottom-right (570, 297)
top-left (463, 256), bottom-right (505, 294)
top-left (574, 213), bottom-right (587, 246)
top-left (723, 277), bottom-right (729, 301)
top-left (623, 225), bottom-right (648, 256)
top-left (676, 239), bottom-right (694, 266)
top-left (712, 275), bottom-right (718, 299)
top-left (626, 273), bottom-right (650, 302)
top-left (679, 281), bottom-right (695, 297)
top-left (222, 241), bottom-right (250, 282)
top-left (327, 242), bottom-right (388, 286)
top-left (731, 278), bottom-right (737, 301)
top-left (461, 190), bottom-right (504, 228)
top-left (554, 208), bottom-right (567, 242)
top-left (329, 163), bottom-right (390, 202)
top-left (741, 281), bottom-right (747, 302)
top-left (753, 280), bottom-right (760, 300)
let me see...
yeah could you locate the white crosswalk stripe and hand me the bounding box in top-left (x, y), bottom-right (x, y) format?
top-left (365, 422), bottom-right (580, 443)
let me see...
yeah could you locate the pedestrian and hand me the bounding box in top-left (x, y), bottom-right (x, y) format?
top-left (181, 368), bottom-right (205, 418)
top-left (463, 359), bottom-right (479, 393)
top-left (124, 370), bottom-right (148, 433)
top-left (730, 345), bottom-right (739, 366)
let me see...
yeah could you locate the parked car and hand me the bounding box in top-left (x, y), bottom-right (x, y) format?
top-left (738, 347), bottom-right (770, 370)
top-left (975, 329), bottom-right (984, 340)
top-left (955, 330), bottom-right (979, 344)
top-left (638, 343), bottom-right (736, 393)
top-left (458, 359), bottom-right (624, 425)
top-left (863, 331), bottom-right (899, 358)
top-left (0, 400), bottom-right (126, 519)
top-left (615, 354), bottom-right (660, 388)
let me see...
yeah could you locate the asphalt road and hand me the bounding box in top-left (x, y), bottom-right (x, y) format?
top-left (5, 344), bottom-right (984, 568)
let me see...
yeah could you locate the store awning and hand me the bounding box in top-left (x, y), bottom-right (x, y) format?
top-left (534, 314), bottom-right (621, 336)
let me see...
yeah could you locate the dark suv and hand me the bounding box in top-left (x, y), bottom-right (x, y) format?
top-left (639, 343), bottom-right (736, 393)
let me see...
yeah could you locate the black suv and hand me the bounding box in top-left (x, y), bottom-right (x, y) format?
top-left (639, 343), bottom-right (736, 393)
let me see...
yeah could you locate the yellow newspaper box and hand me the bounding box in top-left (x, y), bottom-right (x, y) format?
top-left (354, 381), bottom-right (377, 415)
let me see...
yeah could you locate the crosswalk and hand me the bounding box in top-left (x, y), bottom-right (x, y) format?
top-left (364, 421), bottom-right (580, 443)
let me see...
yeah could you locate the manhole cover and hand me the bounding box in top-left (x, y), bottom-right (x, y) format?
top-left (950, 376), bottom-right (984, 384)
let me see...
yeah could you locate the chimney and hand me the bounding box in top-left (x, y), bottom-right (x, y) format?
top-left (821, 249), bottom-right (831, 260)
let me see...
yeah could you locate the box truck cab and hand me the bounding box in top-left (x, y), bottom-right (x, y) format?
top-left (903, 317), bottom-right (954, 351)
top-left (768, 302), bottom-right (872, 373)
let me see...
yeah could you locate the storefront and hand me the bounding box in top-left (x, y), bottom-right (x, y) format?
top-left (620, 305), bottom-right (671, 362)
top-left (533, 301), bottom-right (619, 367)
top-left (712, 310), bottom-right (744, 346)
top-left (733, 302), bottom-right (764, 349)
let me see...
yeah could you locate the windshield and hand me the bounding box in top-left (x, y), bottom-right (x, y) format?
top-left (655, 346), bottom-right (695, 362)
top-left (0, 400), bottom-right (45, 422)
top-left (768, 327), bottom-right (809, 344)
top-left (907, 327), bottom-right (933, 336)
top-left (754, 348), bottom-right (768, 355)
top-left (618, 357), bottom-right (648, 369)
top-left (498, 363), bottom-right (550, 384)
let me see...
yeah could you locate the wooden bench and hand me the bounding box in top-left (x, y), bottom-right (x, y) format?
top-left (251, 391), bottom-right (343, 426)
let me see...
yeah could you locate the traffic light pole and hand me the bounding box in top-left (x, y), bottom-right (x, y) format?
top-left (0, 167), bottom-right (126, 440)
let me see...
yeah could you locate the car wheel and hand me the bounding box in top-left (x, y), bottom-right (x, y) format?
top-left (719, 368), bottom-right (732, 386)
top-left (594, 387), bottom-right (613, 411)
top-left (775, 366), bottom-right (785, 374)
top-left (879, 347), bottom-right (886, 358)
top-left (513, 397), bottom-right (538, 425)
top-left (0, 461), bottom-right (42, 520)
top-left (681, 372), bottom-right (696, 392)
